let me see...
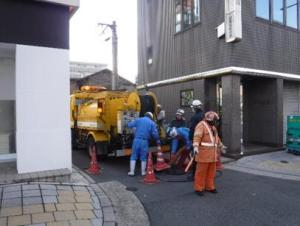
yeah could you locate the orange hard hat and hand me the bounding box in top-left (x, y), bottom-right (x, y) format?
top-left (204, 111), bottom-right (220, 122)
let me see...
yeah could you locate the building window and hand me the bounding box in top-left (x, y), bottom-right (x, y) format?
top-left (256, 0), bottom-right (270, 20)
top-left (286, 0), bottom-right (298, 28)
top-left (194, 0), bottom-right (201, 23)
top-left (180, 89), bottom-right (194, 107)
top-left (175, 0), bottom-right (201, 32)
top-left (273, 0), bottom-right (284, 23)
top-left (256, 0), bottom-right (299, 30)
top-left (175, 0), bottom-right (182, 33)
top-left (183, 0), bottom-right (193, 29)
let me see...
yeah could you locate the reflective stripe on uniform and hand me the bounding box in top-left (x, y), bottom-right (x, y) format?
top-left (202, 121), bottom-right (215, 144)
top-left (201, 142), bottom-right (218, 147)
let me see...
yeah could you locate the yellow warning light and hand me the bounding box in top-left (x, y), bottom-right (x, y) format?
top-left (80, 85), bottom-right (107, 92)
top-left (97, 108), bottom-right (103, 113)
top-left (80, 86), bottom-right (90, 91)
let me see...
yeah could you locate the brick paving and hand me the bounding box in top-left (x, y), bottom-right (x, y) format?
top-left (0, 182), bottom-right (115, 226)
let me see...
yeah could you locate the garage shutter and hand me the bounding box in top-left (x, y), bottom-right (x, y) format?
top-left (283, 81), bottom-right (300, 144)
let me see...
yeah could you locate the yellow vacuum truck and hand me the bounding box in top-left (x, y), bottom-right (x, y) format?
top-left (70, 86), bottom-right (168, 157)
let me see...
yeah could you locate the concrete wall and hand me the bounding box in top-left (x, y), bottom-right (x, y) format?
top-left (221, 75), bottom-right (241, 154)
top-left (16, 45), bottom-right (71, 173)
top-left (148, 79), bottom-right (205, 125)
top-left (243, 78), bottom-right (283, 146)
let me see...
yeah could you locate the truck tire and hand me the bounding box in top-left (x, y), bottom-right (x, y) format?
top-left (96, 141), bottom-right (109, 161)
top-left (71, 129), bottom-right (78, 150)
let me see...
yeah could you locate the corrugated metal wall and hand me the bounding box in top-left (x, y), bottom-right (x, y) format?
top-left (138, 0), bottom-right (300, 83)
top-left (138, 0), bottom-right (228, 84)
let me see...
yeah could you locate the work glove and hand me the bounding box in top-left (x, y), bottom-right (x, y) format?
top-left (193, 146), bottom-right (199, 156)
top-left (220, 143), bottom-right (227, 154)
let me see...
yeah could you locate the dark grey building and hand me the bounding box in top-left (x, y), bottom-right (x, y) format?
top-left (137, 0), bottom-right (300, 156)
top-left (71, 68), bottom-right (134, 93)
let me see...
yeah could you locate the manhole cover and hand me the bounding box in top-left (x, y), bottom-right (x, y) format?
top-left (280, 160), bottom-right (289, 164)
top-left (126, 187), bottom-right (138, 191)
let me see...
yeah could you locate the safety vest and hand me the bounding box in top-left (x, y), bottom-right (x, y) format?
top-left (200, 121), bottom-right (218, 148)
top-left (194, 121), bottom-right (220, 163)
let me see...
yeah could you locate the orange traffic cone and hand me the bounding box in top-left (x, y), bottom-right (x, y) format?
top-left (87, 145), bottom-right (100, 175)
top-left (216, 152), bottom-right (224, 171)
top-left (143, 152), bottom-right (159, 184)
top-left (154, 151), bottom-right (170, 171)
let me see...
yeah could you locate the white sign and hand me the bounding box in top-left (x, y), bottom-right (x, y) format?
top-left (225, 0), bottom-right (242, 42)
top-left (216, 22), bottom-right (225, 38)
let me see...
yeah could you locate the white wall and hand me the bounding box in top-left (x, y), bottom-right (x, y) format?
top-left (16, 45), bottom-right (71, 173)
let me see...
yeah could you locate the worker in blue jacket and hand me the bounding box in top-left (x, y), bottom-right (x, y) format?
top-left (127, 112), bottom-right (161, 176)
top-left (168, 127), bottom-right (191, 163)
top-left (189, 100), bottom-right (204, 140)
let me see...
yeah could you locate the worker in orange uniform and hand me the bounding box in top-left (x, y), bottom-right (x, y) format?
top-left (193, 111), bottom-right (222, 196)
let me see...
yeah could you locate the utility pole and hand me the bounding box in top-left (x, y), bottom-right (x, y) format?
top-left (98, 21), bottom-right (118, 90)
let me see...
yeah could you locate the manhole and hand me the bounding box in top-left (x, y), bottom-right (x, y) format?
top-left (280, 160), bottom-right (289, 164)
top-left (126, 186), bottom-right (138, 191)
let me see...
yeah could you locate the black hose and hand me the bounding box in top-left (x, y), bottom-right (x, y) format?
top-left (139, 95), bottom-right (155, 116)
top-left (155, 170), bottom-right (223, 183)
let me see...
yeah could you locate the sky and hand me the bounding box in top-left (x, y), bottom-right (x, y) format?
top-left (70, 0), bottom-right (138, 82)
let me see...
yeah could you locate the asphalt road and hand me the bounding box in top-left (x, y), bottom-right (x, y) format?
top-left (73, 149), bottom-right (300, 226)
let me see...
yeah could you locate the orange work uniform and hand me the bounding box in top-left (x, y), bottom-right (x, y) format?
top-left (193, 121), bottom-right (221, 192)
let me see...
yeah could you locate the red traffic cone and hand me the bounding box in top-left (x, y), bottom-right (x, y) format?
top-left (143, 152), bottom-right (159, 184)
top-left (216, 152), bottom-right (224, 171)
top-left (154, 151), bottom-right (170, 171)
top-left (87, 145), bottom-right (100, 175)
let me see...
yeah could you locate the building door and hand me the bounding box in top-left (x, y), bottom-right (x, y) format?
top-left (283, 81), bottom-right (300, 144)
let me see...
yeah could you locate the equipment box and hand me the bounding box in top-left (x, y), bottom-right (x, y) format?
top-left (286, 115), bottom-right (300, 154)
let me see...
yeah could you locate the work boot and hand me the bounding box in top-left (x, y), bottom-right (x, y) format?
top-left (195, 191), bottom-right (204, 196)
top-left (207, 189), bottom-right (218, 194)
top-left (141, 161), bottom-right (147, 176)
top-left (128, 160), bottom-right (136, 176)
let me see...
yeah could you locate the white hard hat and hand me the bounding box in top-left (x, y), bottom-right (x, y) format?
top-left (191, 100), bottom-right (203, 108)
top-left (169, 127), bottom-right (178, 138)
top-left (176, 109), bottom-right (185, 116)
top-left (145, 112), bottom-right (153, 119)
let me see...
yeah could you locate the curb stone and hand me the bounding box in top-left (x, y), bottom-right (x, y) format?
top-left (98, 181), bottom-right (150, 226)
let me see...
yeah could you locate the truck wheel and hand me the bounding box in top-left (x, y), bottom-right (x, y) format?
top-left (71, 129), bottom-right (78, 150)
top-left (96, 141), bottom-right (109, 161)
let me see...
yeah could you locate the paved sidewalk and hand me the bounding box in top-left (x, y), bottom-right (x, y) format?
top-left (225, 150), bottom-right (300, 181)
top-left (0, 167), bottom-right (149, 226)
